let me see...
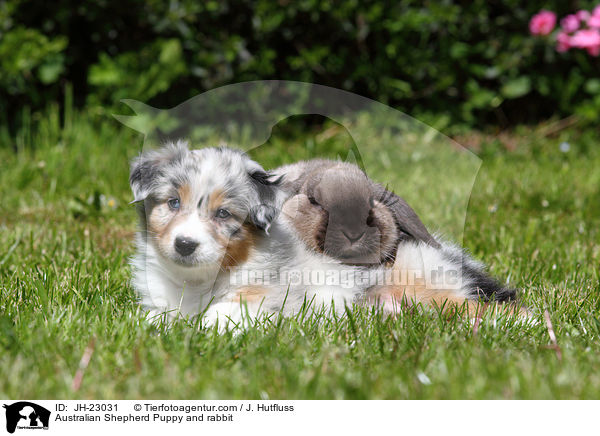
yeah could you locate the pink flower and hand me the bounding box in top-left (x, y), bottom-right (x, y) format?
top-left (570, 29), bottom-right (600, 47)
top-left (561, 14), bottom-right (580, 33)
top-left (588, 14), bottom-right (600, 28)
top-left (593, 5), bottom-right (600, 17)
top-left (577, 10), bottom-right (591, 22)
top-left (530, 10), bottom-right (557, 35)
top-left (570, 29), bottom-right (600, 55)
top-left (556, 31), bottom-right (572, 52)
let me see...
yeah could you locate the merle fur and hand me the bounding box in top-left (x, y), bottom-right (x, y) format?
top-left (443, 249), bottom-right (516, 302)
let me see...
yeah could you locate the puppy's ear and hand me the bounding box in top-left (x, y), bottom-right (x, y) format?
top-left (247, 167), bottom-right (283, 232)
top-left (249, 203), bottom-right (278, 232)
top-left (129, 155), bottom-right (158, 203)
top-left (129, 140), bottom-right (189, 203)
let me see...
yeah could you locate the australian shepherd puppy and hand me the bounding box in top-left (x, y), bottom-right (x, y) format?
top-left (130, 141), bottom-right (519, 329)
top-left (130, 141), bottom-right (370, 328)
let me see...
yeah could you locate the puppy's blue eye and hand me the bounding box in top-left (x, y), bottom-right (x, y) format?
top-left (168, 198), bottom-right (180, 210)
top-left (215, 208), bottom-right (231, 219)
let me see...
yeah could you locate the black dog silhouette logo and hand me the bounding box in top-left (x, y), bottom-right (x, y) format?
top-left (3, 402), bottom-right (50, 433)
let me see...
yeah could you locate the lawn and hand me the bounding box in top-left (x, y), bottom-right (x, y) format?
top-left (0, 107), bottom-right (599, 399)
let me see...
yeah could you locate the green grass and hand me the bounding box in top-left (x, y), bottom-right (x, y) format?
top-left (0, 107), bottom-right (599, 399)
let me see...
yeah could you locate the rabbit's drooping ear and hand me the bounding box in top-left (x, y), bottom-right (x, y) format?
top-left (246, 164), bottom-right (284, 232)
top-left (372, 183), bottom-right (440, 248)
top-left (129, 141), bottom-right (189, 203)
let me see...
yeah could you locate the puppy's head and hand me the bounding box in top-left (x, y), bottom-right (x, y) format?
top-left (130, 141), bottom-right (281, 268)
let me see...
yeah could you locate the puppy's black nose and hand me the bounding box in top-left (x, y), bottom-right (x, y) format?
top-left (174, 236), bottom-right (199, 256)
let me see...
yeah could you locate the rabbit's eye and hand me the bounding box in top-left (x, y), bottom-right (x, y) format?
top-left (366, 211), bottom-right (376, 227)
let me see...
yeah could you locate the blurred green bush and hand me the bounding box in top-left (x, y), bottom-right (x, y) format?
top-left (2, 0), bottom-right (600, 129)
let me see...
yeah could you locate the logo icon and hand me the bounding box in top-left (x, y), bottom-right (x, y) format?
top-left (3, 402), bottom-right (50, 433)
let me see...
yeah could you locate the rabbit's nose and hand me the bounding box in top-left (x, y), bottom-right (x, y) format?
top-left (342, 230), bottom-right (365, 244)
